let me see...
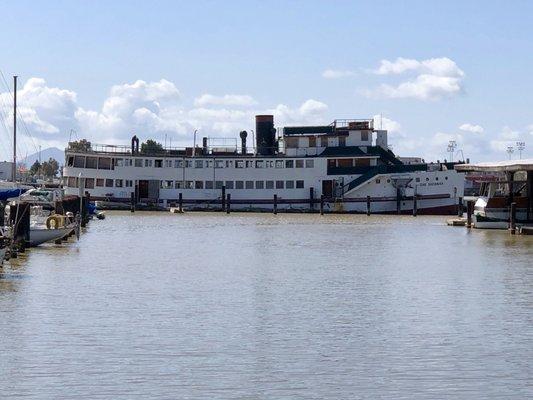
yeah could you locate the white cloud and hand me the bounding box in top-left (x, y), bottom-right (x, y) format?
top-left (194, 94), bottom-right (257, 107)
top-left (269, 99), bottom-right (328, 126)
top-left (374, 57), bottom-right (464, 78)
top-left (372, 115), bottom-right (401, 133)
top-left (365, 57), bottom-right (465, 101)
top-left (322, 69), bottom-right (356, 79)
top-left (0, 77), bottom-right (330, 159)
top-left (374, 58), bottom-right (422, 75)
top-left (500, 126), bottom-right (519, 140)
top-left (459, 123), bottom-right (484, 134)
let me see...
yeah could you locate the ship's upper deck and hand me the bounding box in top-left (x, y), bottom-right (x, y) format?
top-left (65, 117), bottom-right (387, 159)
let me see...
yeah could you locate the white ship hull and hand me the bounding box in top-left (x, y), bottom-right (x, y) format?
top-left (67, 168), bottom-right (462, 214)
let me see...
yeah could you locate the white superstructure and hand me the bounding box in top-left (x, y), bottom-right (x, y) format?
top-left (63, 115), bottom-right (465, 214)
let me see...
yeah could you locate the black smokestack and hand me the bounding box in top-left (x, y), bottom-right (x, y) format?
top-left (255, 115), bottom-right (275, 156)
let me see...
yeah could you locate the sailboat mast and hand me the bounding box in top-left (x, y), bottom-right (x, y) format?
top-left (12, 75), bottom-right (17, 183)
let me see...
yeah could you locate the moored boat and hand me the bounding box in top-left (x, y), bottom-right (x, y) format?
top-left (29, 225), bottom-right (74, 247)
top-left (63, 115), bottom-right (466, 214)
top-left (456, 159), bottom-right (533, 229)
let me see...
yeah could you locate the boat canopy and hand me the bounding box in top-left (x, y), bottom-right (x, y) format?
top-left (456, 159), bottom-right (533, 172)
top-left (0, 188), bottom-right (27, 201)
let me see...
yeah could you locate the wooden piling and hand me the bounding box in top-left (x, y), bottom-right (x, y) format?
top-left (178, 192), bottom-right (183, 212)
top-left (457, 196), bottom-right (463, 217)
top-left (0, 201), bottom-right (5, 227)
top-left (309, 187), bottom-right (314, 211)
top-left (396, 188), bottom-right (401, 215)
top-left (222, 185), bottom-right (226, 211)
top-left (226, 193), bottom-right (230, 214)
top-left (509, 202), bottom-right (517, 234)
top-left (320, 195), bottom-right (324, 215)
top-left (130, 192), bottom-right (135, 212)
top-left (273, 194), bottom-right (278, 215)
top-left (466, 200), bottom-right (473, 228)
top-left (366, 195), bottom-right (371, 216)
top-left (412, 192), bottom-right (418, 217)
top-left (10, 203), bottom-right (30, 253)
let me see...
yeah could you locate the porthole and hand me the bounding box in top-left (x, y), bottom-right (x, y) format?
top-left (445, 176), bottom-right (448, 180)
top-left (436, 177), bottom-right (439, 181)
top-left (426, 177), bottom-right (429, 181)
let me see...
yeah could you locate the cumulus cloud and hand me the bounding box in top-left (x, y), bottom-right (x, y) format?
top-left (364, 57), bottom-right (465, 101)
top-left (322, 69), bottom-right (356, 79)
top-left (194, 94), bottom-right (258, 107)
top-left (372, 115), bottom-right (401, 133)
top-left (459, 123), bottom-right (484, 134)
top-left (499, 126), bottom-right (519, 140)
top-left (0, 77), bottom-right (330, 159)
top-left (269, 99), bottom-right (328, 126)
top-left (0, 77), bottom-right (78, 136)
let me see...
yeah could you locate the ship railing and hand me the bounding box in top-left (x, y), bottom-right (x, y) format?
top-left (333, 119), bottom-right (374, 130)
top-left (66, 142), bottom-right (264, 157)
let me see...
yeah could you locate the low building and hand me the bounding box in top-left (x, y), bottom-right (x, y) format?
top-left (0, 161), bottom-right (14, 181)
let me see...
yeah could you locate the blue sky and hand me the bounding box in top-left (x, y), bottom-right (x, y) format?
top-left (1, 0), bottom-right (533, 162)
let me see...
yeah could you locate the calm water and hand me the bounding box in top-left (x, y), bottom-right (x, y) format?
top-left (0, 212), bottom-right (532, 399)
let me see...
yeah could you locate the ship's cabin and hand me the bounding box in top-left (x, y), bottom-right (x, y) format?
top-left (281, 119), bottom-right (388, 157)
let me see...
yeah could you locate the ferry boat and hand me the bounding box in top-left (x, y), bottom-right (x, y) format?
top-left (63, 115), bottom-right (465, 214)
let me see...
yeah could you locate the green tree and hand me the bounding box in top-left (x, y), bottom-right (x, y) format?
top-left (41, 158), bottom-right (60, 178)
top-left (69, 139), bottom-right (92, 152)
top-left (140, 139), bottom-right (164, 154)
top-left (29, 160), bottom-right (41, 176)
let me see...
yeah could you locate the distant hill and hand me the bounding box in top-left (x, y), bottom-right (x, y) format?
top-left (22, 147), bottom-right (65, 167)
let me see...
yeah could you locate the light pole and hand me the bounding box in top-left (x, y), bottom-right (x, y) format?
top-left (516, 141), bottom-right (525, 159)
top-left (193, 129), bottom-right (198, 157)
top-left (507, 146), bottom-right (514, 160)
top-left (447, 140), bottom-right (457, 162)
top-left (250, 130), bottom-right (255, 155)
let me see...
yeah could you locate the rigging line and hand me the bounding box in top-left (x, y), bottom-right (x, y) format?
top-left (0, 72), bottom-right (15, 161)
top-left (0, 71), bottom-right (39, 155)
top-left (0, 82), bottom-right (34, 163)
top-left (0, 93), bottom-right (13, 148)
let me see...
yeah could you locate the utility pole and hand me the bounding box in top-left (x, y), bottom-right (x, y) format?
top-left (12, 75), bottom-right (17, 182)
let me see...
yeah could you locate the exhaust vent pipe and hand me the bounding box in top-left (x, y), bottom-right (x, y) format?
top-left (240, 130), bottom-right (248, 154)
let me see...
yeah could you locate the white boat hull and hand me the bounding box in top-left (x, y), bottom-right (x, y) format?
top-left (473, 197), bottom-right (530, 229)
top-left (29, 227), bottom-right (74, 247)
